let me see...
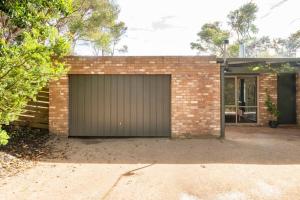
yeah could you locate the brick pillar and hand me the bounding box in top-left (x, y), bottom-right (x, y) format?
top-left (49, 75), bottom-right (69, 136)
top-left (258, 73), bottom-right (277, 126)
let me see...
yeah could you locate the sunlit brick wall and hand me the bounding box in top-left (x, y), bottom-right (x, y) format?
top-left (258, 73), bottom-right (277, 126)
top-left (49, 56), bottom-right (220, 137)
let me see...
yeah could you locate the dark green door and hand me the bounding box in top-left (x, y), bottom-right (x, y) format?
top-left (69, 75), bottom-right (171, 137)
top-left (277, 74), bottom-right (296, 124)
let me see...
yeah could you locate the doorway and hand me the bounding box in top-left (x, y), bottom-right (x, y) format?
top-left (225, 76), bottom-right (258, 124)
top-left (277, 73), bottom-right (296, 124)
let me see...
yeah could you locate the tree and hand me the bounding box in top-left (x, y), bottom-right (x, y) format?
top-left (227, 43), bottom-right (240, 57)
top-left (0, 0), bottom-right (72, 145)
top-left (286, 30), bottom-right (300, 57)
top-left (246, 36), bottom-right (273, 57)
top-left (109, 22), bottom-right (128, 56)
top-left (272, 30), bottom-right (300, 57)
top-left (190, 22), bottom-right (230, 56)
top-left (227, 2), bottom-right (258, 44)
top-left (91, 21), bottom-right (127, 56)
top-left (272, 38), bottom-right (287, 57)
top-left (191, 2), bottom-right (299, 57)
top-left (56, 0), bottom-right (127, 55)
top-left (245, 31), bottom-right (300, 58)
top-left (191, 2), bottom-right (259, 57)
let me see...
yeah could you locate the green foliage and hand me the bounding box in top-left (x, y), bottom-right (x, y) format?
top-left (191, 2), bottom-right (300, 57)
top-left (227, 2), bottom-right (258, 43)
top-left (272, 30), bottom-right (300, 57)
top-left (191, 2), bottom-right (258, 57)
top-left (264, 90), bottom-right (280, 120)
top-left (190, 22), bottom-right (230, 56)
top-left (250, 63), bottom-right (295, 73)
top-left (57, 0), bottom-right (127, 55)
top-left (286, 30), bottom-right (300, 56)
top-left (245, 30), bottom-right (300, 58)
top-left (227, 43), bottom-right (240, 57)
top-left (109, 21), bottom-right (128, 55)
top-left (246, 36), bottom-right (272, 57)
top-left (0, 0), bottom-right (71, 145)
top-left (0, 128), bottom-right (9, 145)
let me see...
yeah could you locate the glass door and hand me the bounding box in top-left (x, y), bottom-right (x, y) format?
top-left (225, 77), bottom-right (237, 123)
top-left (225, 76), bottom-right (257, 124)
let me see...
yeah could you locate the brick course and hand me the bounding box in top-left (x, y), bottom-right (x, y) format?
top-left (49, 56), bottom-right (221, 137)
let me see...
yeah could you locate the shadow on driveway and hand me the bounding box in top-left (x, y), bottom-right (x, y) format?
top-left (42, 126), bottom-right (300, 165)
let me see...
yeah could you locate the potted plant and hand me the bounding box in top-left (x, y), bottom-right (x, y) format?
top-left (264, 90), bottom-right (280, 128)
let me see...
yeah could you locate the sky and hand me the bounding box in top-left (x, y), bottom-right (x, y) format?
top-left (75, 0), bottom-right (300, 56)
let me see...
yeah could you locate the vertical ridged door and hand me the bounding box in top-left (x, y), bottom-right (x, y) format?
top-left (69, 75), bottom-right (171, 137)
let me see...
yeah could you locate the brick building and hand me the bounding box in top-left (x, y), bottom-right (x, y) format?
top-left (49, 56), bottom-right (300, 137)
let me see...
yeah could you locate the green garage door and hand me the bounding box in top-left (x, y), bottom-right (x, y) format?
top-left (277, 73), bottom-right (296, 124)
top-left (69, 75), bottom-right (171, 137)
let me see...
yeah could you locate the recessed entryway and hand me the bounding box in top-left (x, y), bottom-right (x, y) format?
top-left (224, 75), bottom-right (258, 124)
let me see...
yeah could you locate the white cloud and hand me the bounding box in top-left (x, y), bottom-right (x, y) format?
top-left (151, 16), bottom-right (178, 30)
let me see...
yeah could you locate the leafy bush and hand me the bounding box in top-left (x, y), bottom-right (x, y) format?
top-left (0, 0), bottom-right (72, 145)
top-left (0, 130), bottom-right (9, 145)
top-left (264, 89), bottom-right (280, 120)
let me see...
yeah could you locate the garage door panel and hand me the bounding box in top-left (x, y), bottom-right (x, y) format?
top-left (77, 76), bottom-right (85, 135)
top-left (143, 77), bottom-right (150, 136)
top-left (124, 76), bottom-right (131, 136)
top-left (84, 76), bottom-right (92, 135)
top-left (117, 76), bottom-right (124, 136)
top-left (97, 75), bottom-right (105, 135)
top-left (149, 76), bottom-right (156, 136)
top-left (111, 76), bottom-right (118, 136)
top-left (104, 76), bottom-right (111, 136)
top-left (156, 76), bottom-right (163, 136)
top-left (136, 76), bottom-right (144, 136)
top-left (69, 75), bottom-right (170, 137)
top-left (90, 76), bottom-right (100, 135)
top-left (130, 76), bottom-right (137, 136)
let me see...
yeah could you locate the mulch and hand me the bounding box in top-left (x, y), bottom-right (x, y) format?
top-left (0, 126), bottom-right (52, 178)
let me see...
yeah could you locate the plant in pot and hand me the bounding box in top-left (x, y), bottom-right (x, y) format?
top-left (264, 90), bottom-right (280, 128)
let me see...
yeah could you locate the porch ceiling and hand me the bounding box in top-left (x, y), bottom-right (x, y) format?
top-left (217, 58), bottom-right (300, 67)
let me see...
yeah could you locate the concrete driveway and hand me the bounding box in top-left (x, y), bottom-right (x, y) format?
top-left (1, 127), bottom-right (300, 200)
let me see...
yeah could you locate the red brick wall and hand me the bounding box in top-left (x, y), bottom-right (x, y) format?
top-left (49, 56), bottom-right (221, 137)
top-left (258, 73), bottom-right (277, 126)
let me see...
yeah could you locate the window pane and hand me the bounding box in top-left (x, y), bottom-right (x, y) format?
top-left (225, 106), bottom-right (236, 123)
top-left (237, 107), bottom-right (257, 123)
top-left (225, 78), bottom-right (235, 105)
top-left (237, 77), bottom-right (257, 107)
